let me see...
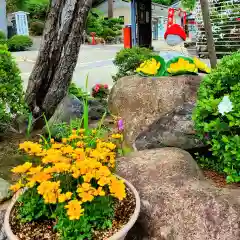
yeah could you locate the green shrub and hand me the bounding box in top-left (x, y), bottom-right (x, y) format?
top-left (0, 31), bottom-right (6, 40)
top-left (86, 9), bottom-right (104, 36)
top-left (30, 20), bottom-right (45, 36)
top-left (193, 52), bottom-right (240, 183)
top-left (113, 47), bottom-right (157, 82)
top-left (68, 82), bottom-right (90, 100)
top-left (0, 44), bottom-right (25, 132)
top-left (105, 36), bottom-right (115, 43)
top-left (26, 0), bottom-right (49, 20)
top-left (101, 27), bottom-right (116, 39)
top-left (7, 35), bottom-right (33, 51)
top-left (0, 39), bottom-right (7, 45)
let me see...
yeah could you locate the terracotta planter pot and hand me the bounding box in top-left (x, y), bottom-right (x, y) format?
top-left (4, 176), bottom-right (140, 240)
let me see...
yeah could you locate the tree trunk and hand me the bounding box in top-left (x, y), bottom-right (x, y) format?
top-left (108, 0), bottom-right (113, 18)
top-left (25, 0), bottom-right (92, 119)
top-left (199, 0), bottom-right (217, 68)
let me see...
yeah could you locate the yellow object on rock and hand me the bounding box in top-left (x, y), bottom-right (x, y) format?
top-left (167, 58), bottom-right (198, 74)
top-left (136, 58), bottom-right (161, 75)
top-left (193, 57), bottom-right (211, 73)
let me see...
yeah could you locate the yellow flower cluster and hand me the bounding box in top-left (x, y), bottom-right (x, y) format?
top-left (167, 58), bottom-right (198, 74)
top-left (193, 57), bottom-right (211, 73)
top-left (10, 128), bottom-right (126, 221)
top-left (136, 58), bottom-right (161, 75)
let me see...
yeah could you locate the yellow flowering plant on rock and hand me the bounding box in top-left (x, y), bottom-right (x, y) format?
top-left (166, 57), bottom-right (198, 75)
top-left (10, 126), bottom-right (126, 240)
top-left (136, 55), bottom-right (166, 77)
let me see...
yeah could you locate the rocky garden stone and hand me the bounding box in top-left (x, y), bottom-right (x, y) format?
top-left (118, 148), bottom-right (240, 240)
top-left (135, 103), bottom-right (203, 150)
top-left (45, 94), bottom-right (107, 135)
top-left (0, 179), bottom-right (10, 203)
top-left (108, 75), bottom-right (202, 149)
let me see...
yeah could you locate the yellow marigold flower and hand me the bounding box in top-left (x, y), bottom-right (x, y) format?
top-left (10, 180), bottom-right (23, 192)
top-left (104, 142), bottom-right (116, 150)
top-left (58, 194), bottom-right (67, 203)
top-left (69, 134), bottom-right (79, 141)
top-left (98, 176), bottom-right (111, 186)
top-left (19, 141), bottom-right (42, 155)
top-left (91, 129), bottom-right (97, 134)
top-left (72, 130), bottom-right (77, 134)
top-left (76, 141), bottom-right (84, 148)
top-left (43, 167), bottom-right (55, 174)
top-left (53, 162), bottom-right (71, 173)
top-left (78, 191), bottom-right (94, 203)
top-left (65, 192), bottom-right (73, 199)
top-left (83, 173), bottom-right (94, 182)
top-left (26, 180), bottom-right (35, 188)
top-left (96, 166), bottom-right (111, 178)
top-left (65, 200), bottom-right (84, 220)
top-left (51, 143), bottom-right (63, 149)
top-left (12, 162), bottom-right (32, 174)
top-left (62, 138), bottom-right (67, 144)
top-left (109, 177), bottom-right (126, 201)
top-left (50, 138), bottom-right (55, 144)
top-left (61, 146), bottom-right (74, 154)
top-left (29, 172), bottom-right (52, 183)
top-left (37, 181), bottom-right (60, 204)
top-left (111, 134), bottom-right (123, 139)
top-left (58, 191), bottom-right (72, 203)
top-left (79, 129), bottom-right (85, 134)
top-left (94, 187), bottom-right (105, 196)
top-left (27, 166), bottom-right (43, 175)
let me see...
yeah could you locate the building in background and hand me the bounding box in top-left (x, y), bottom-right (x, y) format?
top-left (95, 0), bottom-right (169, 40)
top-left (0, 0), bottom-right (7, 36)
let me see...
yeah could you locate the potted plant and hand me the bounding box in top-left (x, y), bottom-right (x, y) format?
top-left (4, 127), bottom-right (140, 240)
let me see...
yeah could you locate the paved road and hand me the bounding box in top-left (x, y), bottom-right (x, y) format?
top-left (13, 44), bottom-right (123, 92)
top-left (13, 40), bottom-right (210, 93)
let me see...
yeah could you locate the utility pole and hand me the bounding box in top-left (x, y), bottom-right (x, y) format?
top-left (108, 0), bottom-right (113, 18)
top-left (199, 0), bottom-right (217, 68)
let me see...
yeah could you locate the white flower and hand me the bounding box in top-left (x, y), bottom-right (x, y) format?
top-left (218, 96), bottom-right (233, 115)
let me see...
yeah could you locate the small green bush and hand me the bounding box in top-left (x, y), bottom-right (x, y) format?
top-left (101, 28), bottom-right (116, 39)
top-left (68, 82), bottom-right (90, 100)
top-left (113, 47), bottom-right (157, 82)
top-left (7, 35), bottom-right (33, 51)
top-left (0, 44), bottom-right (25, 132)
top-left (0, 31), bottom-right (6, 40)
top-left (26, 0), bottom-right (49, 20)
top-left (193, 52), bottom-right (240, 183)
top-left (30, 20), bottom-right (45, 36)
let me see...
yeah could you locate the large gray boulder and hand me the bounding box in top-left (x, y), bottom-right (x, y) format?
top-left (46, 95), bottom-right (106, 135)
top-left (117, 148), bottom-right (240, 240)
top-left (108, 75), bottom-right (202, 148)
top-left (0, 178), bottom-right (10, 203)
top-left (135, 103), bottom-right (203, 150)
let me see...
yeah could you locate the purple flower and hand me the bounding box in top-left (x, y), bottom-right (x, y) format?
top-left (117, 119), bottom-right (124, 131)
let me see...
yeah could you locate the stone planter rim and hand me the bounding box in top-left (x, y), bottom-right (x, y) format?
top-left (4, 175), bottom-right (140, 240)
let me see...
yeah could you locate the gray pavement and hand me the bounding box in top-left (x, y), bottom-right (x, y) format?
top-left (14, 44), bottom-right (123, 92)
top-left (13, 40), bottom-right (210, 93)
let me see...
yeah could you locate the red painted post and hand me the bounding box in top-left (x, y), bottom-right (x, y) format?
top-left (123, 25), bottom-right (132, 48)
top-left (90, 32), bottom-right (96, 45)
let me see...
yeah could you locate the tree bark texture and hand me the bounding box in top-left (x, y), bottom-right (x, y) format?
top-left (199, 0), bottom-right (217, 68)
top-left (25, 0), bottom-right (93, 119)
top-left (108, 0), bottom-right (113, 18)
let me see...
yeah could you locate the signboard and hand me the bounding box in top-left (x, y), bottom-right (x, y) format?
top-left (15, 11), bottom-right (29, 36)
